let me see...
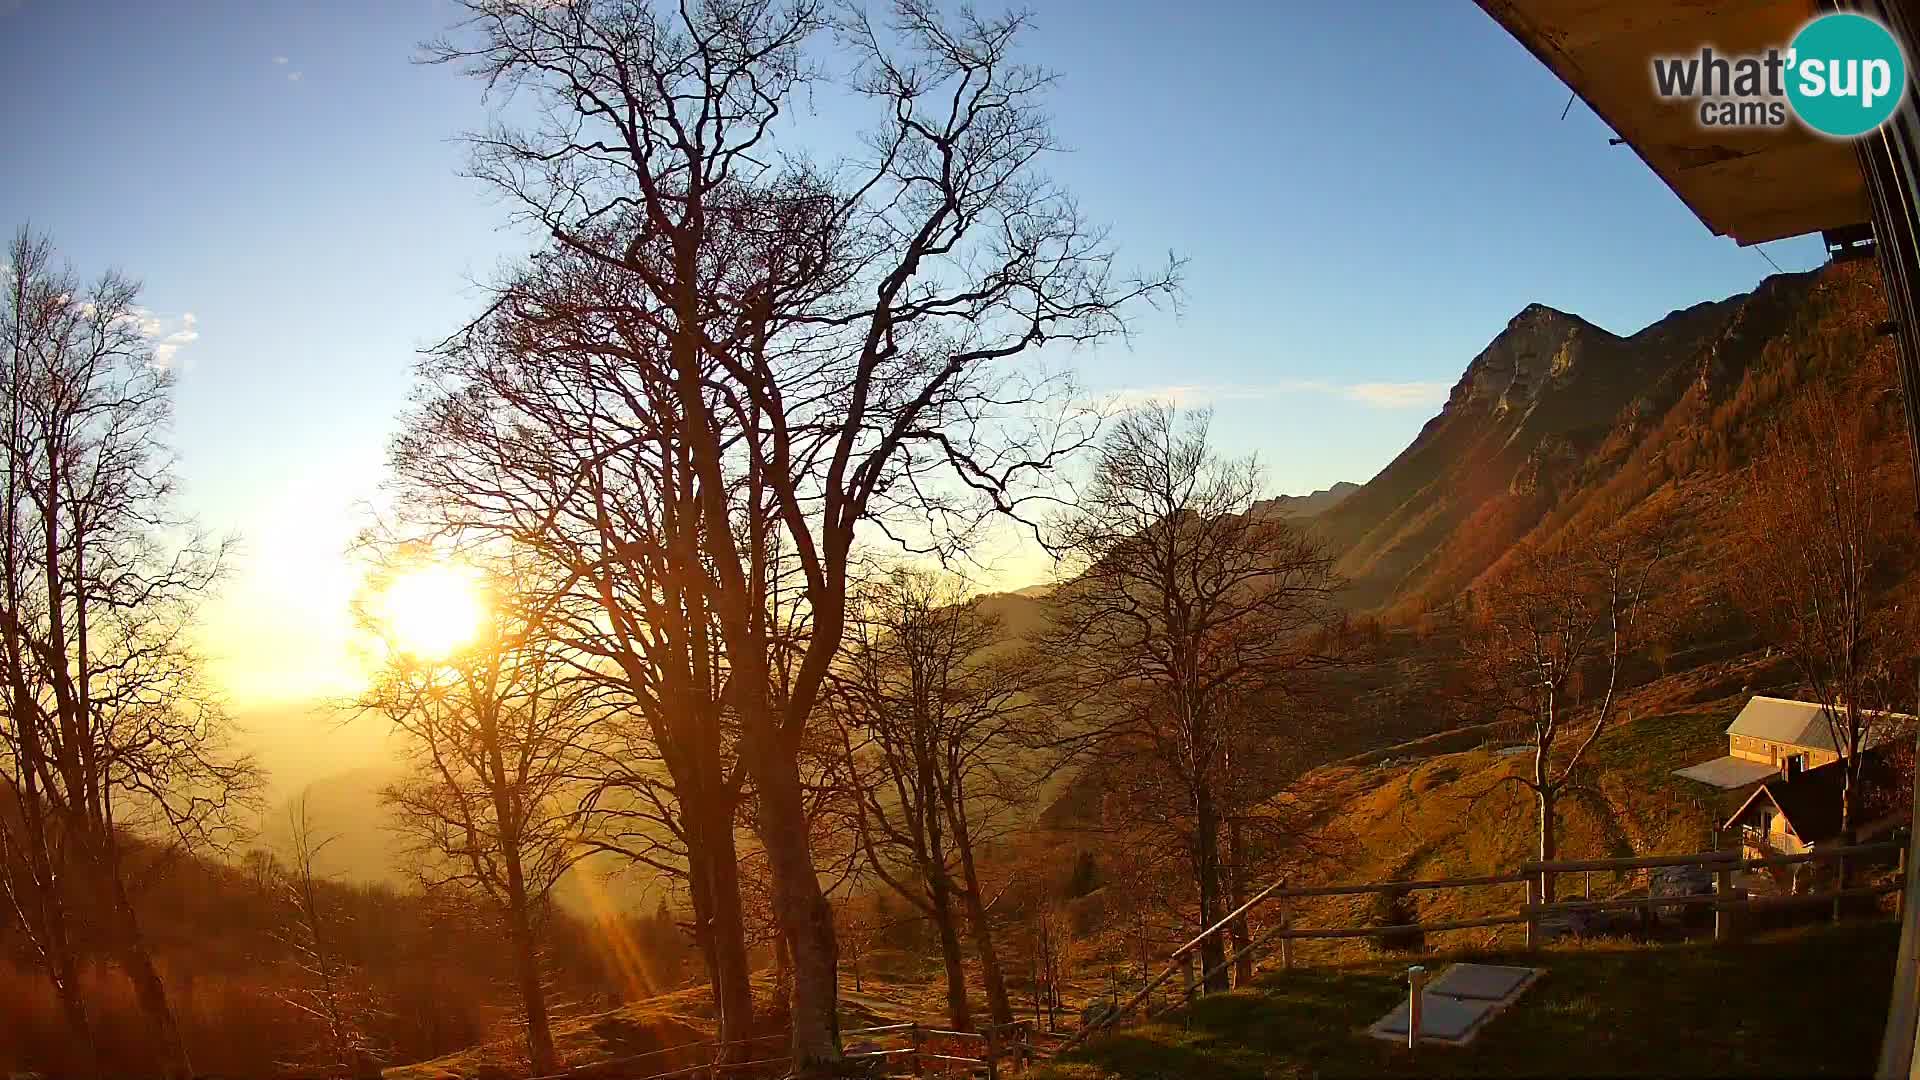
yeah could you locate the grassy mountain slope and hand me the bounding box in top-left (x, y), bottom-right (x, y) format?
top-left (1314, 260), bottom-right (1901, 616)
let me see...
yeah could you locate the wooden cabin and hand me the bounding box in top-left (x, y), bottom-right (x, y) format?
top-left (1727, 696), bottom-right (1860, 772)
top-left (1676, 696), bottom-right (1902, 790)
top-left (1723, 746), bottom-right (1901, 859)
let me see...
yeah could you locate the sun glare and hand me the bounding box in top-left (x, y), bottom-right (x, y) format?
top-left (379, 564), bottom-right (486, 659)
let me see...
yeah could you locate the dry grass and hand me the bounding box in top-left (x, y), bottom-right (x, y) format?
top-left (1039, 920), bottom-right (1898, 1079)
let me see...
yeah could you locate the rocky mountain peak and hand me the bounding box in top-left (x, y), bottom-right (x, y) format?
top-left (1445, 303), bottom-right (1612, 418)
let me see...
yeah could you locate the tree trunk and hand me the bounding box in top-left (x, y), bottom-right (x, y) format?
top-left (930, 875), bottom-right (972, 1031)
top-left (955, 844), bottom-right (1015, 1027)
top-left (686, 790), bottom-right (755, 1053)
top-left (1537, 785), bottom-right (1558, 905)
top-left (107, 868), bottom-right (192, 1080)
top-left (53, 971), bottom-right (98, 1080)
top-left (46, 942), bottom-right (97, 1080)
top-left (1840, 765), bottom-right (1859, 890)
top-left (749, 737), bottom-right (839, 1073)
top-left (1194, 781), bottom-right (1229, 994)
top-left (1226, 818), bottom-right (1253, 988)
top-left (12, 781), bottom-right (99, 1077)
top-left (508, 900), bottom-right (558, 1075)
top-left (496, 826), bottom-right (556, 1075)
top-left (772, 928), bottom-right (792, 1020)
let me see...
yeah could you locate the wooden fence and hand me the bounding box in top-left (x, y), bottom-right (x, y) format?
top-left (529, 1021), bottom-right (1037, 1080)
top-left (528, 839), bottom-right (1909, 1074)
top-left (1062, 836), bottom-right (1907, 1052)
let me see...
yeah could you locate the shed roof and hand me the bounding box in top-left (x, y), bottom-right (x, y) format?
top-left (1473, 0), bottom-right (1869, 245)
top-left (1674, 755), bottom-right (1782, 789)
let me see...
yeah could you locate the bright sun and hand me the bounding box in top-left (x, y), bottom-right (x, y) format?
top-left (379, 564), bottom-right (486, 658)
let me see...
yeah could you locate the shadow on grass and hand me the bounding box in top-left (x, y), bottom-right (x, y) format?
top-left (1040, 921), bottom-right (1896, 1079)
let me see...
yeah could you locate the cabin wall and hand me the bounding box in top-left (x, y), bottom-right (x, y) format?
top-left (1729, 735), bottom-right (1837, 769)
top-left (1736, 801), bottom-right (1809, 859)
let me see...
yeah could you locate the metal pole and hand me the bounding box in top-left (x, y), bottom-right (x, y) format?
top-left (1407, 966), bottom-right (1428, 1054)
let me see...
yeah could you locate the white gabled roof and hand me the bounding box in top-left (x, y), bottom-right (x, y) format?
top-left (1674, 755), bottom-right (1781, 790)
top-left (1725, 695), bottom-right (1907, 753)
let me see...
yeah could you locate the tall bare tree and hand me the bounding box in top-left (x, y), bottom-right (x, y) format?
top-left (1727, 386), bottom-right (1911, 845)
top-left (0, 227), bottom-right (257, 1080)
top-left (831, 567), bottom-right (1034, 1029)
top-left (1039, 404), bottom-right (1339, 993)
top-left (362, 560), bottom-right (598, 1076)
top-left (387, 250), bottom-right (762, 1053)
top-left (1462, 518), bottom-right (1669, 901)
top-left (424, 2), bottom-right (1174, 1066)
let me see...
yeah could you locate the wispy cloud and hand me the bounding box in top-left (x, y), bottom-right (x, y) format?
top-left (1339, 381), bottom-right (1449, 408)
top-left (273, 55), bottom-right (289, 65)
top-left (105, 309), bottom-right (199, 370)
top-left (151, 312), bottom-right (199, 369)
top-left (287, 71), bottom-right (303, 82)
top-left (1103, 379), bottom-right (1447, 411)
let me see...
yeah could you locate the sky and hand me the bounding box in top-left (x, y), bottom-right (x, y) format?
top-left (0, 0), bottom-right (1827, 765)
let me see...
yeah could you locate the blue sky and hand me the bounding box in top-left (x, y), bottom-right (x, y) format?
top-left (0, 0), bottom-right (1827, 713)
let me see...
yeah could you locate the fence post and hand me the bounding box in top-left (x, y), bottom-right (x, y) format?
top-left (1524, 873), bottom-right (1539, 949)
top-left (911, 1023), bottom-right (924, 1078)
top-left (1181, 949), bottom-right (1194, 1000)
top-left (1714, 857), bottom-right (1733, 943)
top-left (986, 1023), bottom-right (1000, 1080)
top-left (1280, 888), bottom-right (1295, 971)
top-left (1900, 835), bottom-right (1910, 921)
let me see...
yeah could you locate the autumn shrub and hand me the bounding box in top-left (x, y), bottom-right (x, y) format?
top-left (1369, 887), bottom-right (1425, 954)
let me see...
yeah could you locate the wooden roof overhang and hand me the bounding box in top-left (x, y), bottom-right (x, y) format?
top-left (1475, 0), bottom-right (1872, 245)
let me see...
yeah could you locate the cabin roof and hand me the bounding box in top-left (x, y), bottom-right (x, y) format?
top-left (1725, 695), bottom-right (1908, 753)
top-left (1472, 0), bottom-right (1869, 245)
top-left (1727, 696), bottom-right (1846, 752)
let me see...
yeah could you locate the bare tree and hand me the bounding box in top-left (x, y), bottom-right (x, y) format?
top-left (1029, 902), bottom-right (1074, 1032)
top-left (1038, 403), bottom-right (1340, 993)
top-left (387, 256), bottom-right (762, 1053)
top-left (1461, 519), bottom-right (1669, 902)
top-left (831, 567), bottom-right (1035, 1029)
top-left (274, 793), bottom-right (385, 1076)
top-left (0, 227), bottom-right (258, 1080)
top-left (361, 560), bottom-right (598, 1076)
top-left (423, 1), bottom-right (1175, 1066)
top-left (1727, 386), bottom-right (1912, 846)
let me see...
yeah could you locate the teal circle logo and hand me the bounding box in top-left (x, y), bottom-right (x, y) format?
top-left (1786, 13), bottom-right (1907, 137)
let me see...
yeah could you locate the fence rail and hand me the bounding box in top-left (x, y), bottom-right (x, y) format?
top-left (527, 1020), bottom-right (1035, 1080)
top-left (543, 839), bottom-right (1908, 1076)
top-left (1059, 835), bottom-right (1908, 1053)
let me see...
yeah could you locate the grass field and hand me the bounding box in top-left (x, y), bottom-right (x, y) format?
top-left (1035, 921), bottom-right (1897, 1079)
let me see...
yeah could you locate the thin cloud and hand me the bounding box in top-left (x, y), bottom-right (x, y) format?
top-left (1340, 381), bottom-right (1449, 408)
top-left (287, 71), bottom-right (303, 82)
top-left (1104, 379), bottom-right (1447, 411)
top-left (273, 55), bottom-right (289, 65)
